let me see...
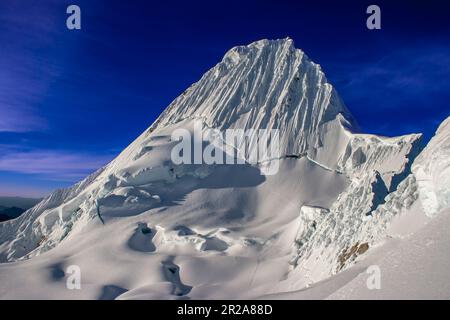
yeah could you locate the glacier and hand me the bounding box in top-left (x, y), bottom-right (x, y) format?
top-left (0, 38), bottom-right (449, 299)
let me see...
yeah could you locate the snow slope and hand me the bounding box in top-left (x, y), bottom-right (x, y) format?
top-left (0, 38), bottom-right (448, 299)
top-left (263, 117), bottom-right (450, 299)
top-left (263, 205), bottom-right (450, 300)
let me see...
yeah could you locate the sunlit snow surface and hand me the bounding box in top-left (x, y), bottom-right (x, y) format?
top-left (0, 39), bottom-right (449, 299)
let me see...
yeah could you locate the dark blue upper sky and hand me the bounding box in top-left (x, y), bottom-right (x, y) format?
top-left (1, 0), bottom-right (450, 197)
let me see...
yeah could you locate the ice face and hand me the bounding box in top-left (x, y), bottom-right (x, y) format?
top-left (152, 38), bottom-right (357, 158)
top-left (413, 117), bottom-right (450, 217)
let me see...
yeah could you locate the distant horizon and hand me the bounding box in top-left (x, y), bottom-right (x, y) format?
top-left (0, 195), bottom-right (43, 200)
top-left (1, 0), bottom-right (450, 197)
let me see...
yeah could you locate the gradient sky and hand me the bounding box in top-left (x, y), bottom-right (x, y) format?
top-left (1, 0), bottom-right (450, 197)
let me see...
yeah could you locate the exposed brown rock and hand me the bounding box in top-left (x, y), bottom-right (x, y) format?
top-left (338, 242), bottom-right (369, 270)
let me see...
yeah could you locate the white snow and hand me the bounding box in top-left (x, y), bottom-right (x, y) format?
top-left (412, 117), bottom-right (450, 217)
top-left (263, 206), bottom-right (450, 300)
top-left (0, 39), bottom-right (449, 300)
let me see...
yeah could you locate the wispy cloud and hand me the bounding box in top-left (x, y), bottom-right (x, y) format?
top-left (344, 48), bottom-right (450, 96)
top-left (0, 105), bottom-right (48, 133)
top-left (0, 148), bottom-right (114, 182)
top-left (0, 54), bottom-right (52, 132)
top-left (0, 0), bottom-right (64, 132)
top-left (0, 184), bottom-right (52, 198)
top-left (327, 44), bottom-right (450, 138)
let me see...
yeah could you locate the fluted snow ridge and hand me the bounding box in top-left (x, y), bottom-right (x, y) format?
top-left (152, 38), bottom-right (357, 156)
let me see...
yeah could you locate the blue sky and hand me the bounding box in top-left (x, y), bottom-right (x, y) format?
top-left (1, 0), bottom-right (449, 197)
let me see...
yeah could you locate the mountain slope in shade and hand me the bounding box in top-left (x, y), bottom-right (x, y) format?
top-left (0, 197), bottom-right (41, 222)
top-left (0, 197), bottom-right (41, 210)
top-left (0, 39), bottom-right (448, 299)
top-left (0, 207), bottom-right (25, 220)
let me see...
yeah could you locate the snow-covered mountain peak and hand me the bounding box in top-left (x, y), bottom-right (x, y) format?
top-left (222, 37), bottom-right (297, 63)
top-left (2, 39), bottom-right (447, 300)
top-left (153, 38), bottom-right (357, 157)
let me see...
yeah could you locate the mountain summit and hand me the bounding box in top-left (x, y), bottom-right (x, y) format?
top-left (0, 39), bottom-right (449, 299)
top-left (154, 38), bottom-right (357, 156)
